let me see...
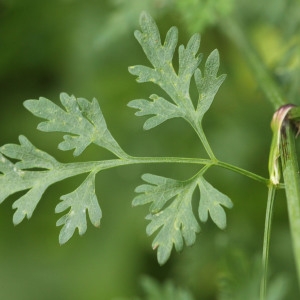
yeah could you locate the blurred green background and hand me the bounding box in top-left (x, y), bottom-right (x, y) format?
top-left (0, 0), bottom-right (299, 299)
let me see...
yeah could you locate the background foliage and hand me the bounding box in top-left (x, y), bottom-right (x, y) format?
top-left (0, 0), bottom-right (299, 299)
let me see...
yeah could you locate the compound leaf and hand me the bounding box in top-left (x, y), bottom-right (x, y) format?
top-left (128, 11), bottom-right (225, 131)
top-left (56, 172), bottom-right (102, 244)
top-left (133, 173), bottom-right (200, 265)
top-left (133, 173), bottom-right (233, 264)
top-left (197, 177), bottom-right (233, 229)
top-left (0, 135), bottom-right (61, 224)
top-left (128, 12), bottom-right (200, 129)
top-left (0, 135), bottom-right (101, 240)
top-left (24, 93), bottom-right (126, 158)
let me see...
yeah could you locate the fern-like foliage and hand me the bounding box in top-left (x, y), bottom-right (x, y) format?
top-left (0, 11), bottom-right (232, 265)
top-left (128, 11), bottom-right (226, 129)
top-left (0, 136), bottom-right (61, 225)
top-left (132, 173), bottom-right (232, 264)
top-left (24, 93), bottom-right (127, 158)
top-left (0, 94), bottom-right (120, 244)
top-left (129, 12), bottom-right (231, 264)
top-left (55, 172), bottom-right (101, 244)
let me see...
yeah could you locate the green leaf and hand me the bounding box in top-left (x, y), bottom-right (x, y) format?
top-left (56, 172), bottom-right (102, 244)
top-left (0, 135), bottom-right (60, 224)
top-left (133, 173), bottom-right (200, 265)
top-left (133, 173), bottom-right (233, 264)
top-left (133, 173), bottom-right (184, 212)
top-left (197, 177), bottom-right (233, 229)
top-left (128, 94), bottom-right (184, 130)
top-left (139, 276), bottom-right (195, 300)
top-left (24, 93), bottom-right (126, 158)
top-left (0, 136), bottom-right (100, 233)
top-left (195, 49), bottom-right (227, 122)
top-left (1, 135), bottom-right (59, 170)
top-left (128, 11), bottom-right (225, 130)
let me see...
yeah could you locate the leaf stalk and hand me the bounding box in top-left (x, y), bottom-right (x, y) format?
top-left (260, 185), bottom-right (276, 300)
top-left (280, 121), bottom-right (300, 288)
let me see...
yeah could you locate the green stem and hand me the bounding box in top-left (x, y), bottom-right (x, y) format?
top-left (221, 18), bottom-right (286, 110)
top-left (217, 161), bottom-right (269, 185)
top-left (60, 156), bottom-right (268, 185)
top-left (221, 19), bottom-right (295, 297)
top-left (130, 156), bottom-right (268, 184)
top-left (280, 121), bottom-right (300, 286)
top-left (196, 126), bottom-right (216, 160)
top-left (260, 185), bottom-right (276, 300)
top-left (188, 120), bottom-right (216, 160)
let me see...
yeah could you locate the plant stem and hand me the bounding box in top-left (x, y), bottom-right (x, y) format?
top-left (221, 18), bottom-right (286, 110)
top-left (189, 120), bottom-right (217, 160)
top-left (196, 126), bottom-right (217, 160)
top-left (280, 121), bottom-right (300, 287)
top-left (60, 156), bottom-right (269, 185)
top-left (217, 161), bottom-right (270, 185)
top-left (116, 156), bottom-right (268, 184)
top-left (260, 185), bottom-right (276, 300)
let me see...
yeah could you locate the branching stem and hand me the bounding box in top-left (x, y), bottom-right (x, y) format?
top-left (63, 156), bottom-right (269, 186)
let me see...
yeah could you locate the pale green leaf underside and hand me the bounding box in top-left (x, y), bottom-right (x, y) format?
top-left (195, 49), bottom-right (227, 120)
top-left (0, 136), bottom-right (60, 224)
top-left (24, 93), bottom-right (126, 158)
top-left (133, 174), bottom-right (199, 265)
top-left (0, 135), bottom-right (101, 242)
top-left (133, 173), bottom-right (233, 264)
top-left (128, 11), bottom-right (225, 130)
top-left (197, 177), bottom-right (233, 229)
top-left (128, 94), bottom-right (184, 130)
top-left (56, 172), bottom-right (102, 244)
top-left (1, 135), bottom-right (59, 170)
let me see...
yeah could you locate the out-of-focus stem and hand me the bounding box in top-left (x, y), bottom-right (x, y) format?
top-left (221, 18), bottom-right (286, 110)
